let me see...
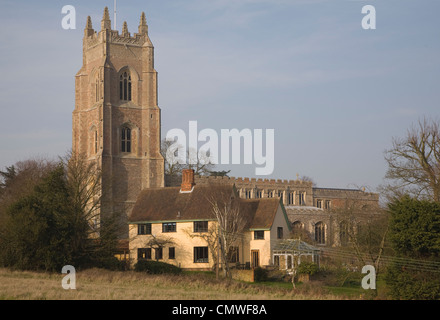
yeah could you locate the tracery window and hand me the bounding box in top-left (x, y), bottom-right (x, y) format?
top-left (119, 71), bottom-right (132, 101)
top-left (121, 127), bottom-right (131, 153)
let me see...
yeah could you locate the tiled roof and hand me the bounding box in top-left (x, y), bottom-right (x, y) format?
top-left (129, 184), bottom-right (282, 230)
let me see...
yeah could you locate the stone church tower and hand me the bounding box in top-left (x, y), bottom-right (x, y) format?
top-left (72, 8), bottom-right (164, 237)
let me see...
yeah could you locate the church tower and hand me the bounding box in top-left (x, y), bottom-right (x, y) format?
top-left (72, 8), bottom-right (164, 237)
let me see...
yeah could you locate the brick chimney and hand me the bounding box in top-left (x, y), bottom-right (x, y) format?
top-left (180, 169), bottom-right (195, 192)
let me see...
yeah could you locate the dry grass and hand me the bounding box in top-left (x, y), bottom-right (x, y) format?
top-left (0, 268), bottom-right (354, 300)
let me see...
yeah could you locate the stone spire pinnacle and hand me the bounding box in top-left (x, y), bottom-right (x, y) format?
top-left (138, 12), bottom-right (148, 34)
top-left (101, 6), bottom-right (111, 30)
top-left (122, 21), bottom-right (129, 37)
top-left (84, 16), bottom-right (95, 37)
top-left (86, 16), bottom-right (93, 29)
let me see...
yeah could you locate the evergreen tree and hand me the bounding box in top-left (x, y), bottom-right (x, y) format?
top-left (385, 196), bottom-right (440, 299)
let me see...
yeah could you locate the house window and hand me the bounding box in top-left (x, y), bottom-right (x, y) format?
top-left (155, 247), bottom-right (163, 260)
top-left (169, 247), bottom-right (175, 259)
top-left (194, 221), bottom-right (208, 233)
top-left (194, 247), bottom-right (209, 263)
top-left (138, 248), bottom-right (151, 260)
top-left (315, 222), bottom-right (326, 245)
top-left (268, 190), bottom-right (274, 198)
top-left (277, 227), bottom-right (283, 239)
top-left (254, 230), bottom-right (264, 240)
top-left (162, 222), bottom-right (176, 233)
top-left (317, 200), bottom-right (322, 209)
top-left (137, 223), bottom-right (151, 235)
top-left (228, 247), bottom-right (239, 263)
top-left (119, 71), bottom-right (132, 101)
top-left (121, 127), bottom-right (131, 153)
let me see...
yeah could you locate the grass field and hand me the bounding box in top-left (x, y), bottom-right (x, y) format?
top-left (0, 268), bottom-right (373, 300)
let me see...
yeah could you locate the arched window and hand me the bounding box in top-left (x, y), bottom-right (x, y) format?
top-left (292, 221), bottom-right (303, 231)
top-left (315, 222), bottom-right (325, 244)
top-left (121, 127), bottom-right (131, 153)
top-left (119, 72), bottom-right (132, 101)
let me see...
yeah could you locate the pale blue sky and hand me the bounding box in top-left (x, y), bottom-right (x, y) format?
top-left (0, 0), bottom-right (439, 191)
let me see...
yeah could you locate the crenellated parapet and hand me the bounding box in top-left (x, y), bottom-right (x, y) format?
top-left (83, 7), bottom-right (152, 51)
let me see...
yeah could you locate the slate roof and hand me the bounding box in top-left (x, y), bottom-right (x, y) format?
top-left (129, 184), bottom-right (283, 231)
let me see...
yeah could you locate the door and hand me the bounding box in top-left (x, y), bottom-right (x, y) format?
top-left (251, 250), bottom-right (260, 268)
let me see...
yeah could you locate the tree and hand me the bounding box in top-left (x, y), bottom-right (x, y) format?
top-left (62, 151), bottom-right (120, 264)
top-left (0, 154), bottom-right (120, 271)
top-left (161, 139), bottom-right (216, 186)
top-left (385, 196), bottom-right (440, 299)
top-left (161, 139), bottom-right (185, 187)
top-left (206, 188), bottom-right (245, 278)
top-left (185, 223), bottom-right (220, 272)
top-left (0, 164), bottom-right (87, 271)
top-left (383, 118), bottom-right (440, 202)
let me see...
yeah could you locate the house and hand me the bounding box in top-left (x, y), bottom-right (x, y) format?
top-left (128, 169), bottom-right (292, 270)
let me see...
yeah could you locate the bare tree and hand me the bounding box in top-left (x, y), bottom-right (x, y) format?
top-left (187, 147), bottom-right (215, 176)
top-left (161, 139), bottom-right (185, 186)
top-left (383, 118), bottom-right (440, 202)
top-left (62, 151), bottom-right (103, 238)
top-left (206, 189), bottom-right (246, 278)
top-left (185, 224), bottom-right (219, 272)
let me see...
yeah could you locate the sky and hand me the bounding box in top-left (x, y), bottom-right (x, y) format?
top-left (0, 0), bottom-right (439, 191)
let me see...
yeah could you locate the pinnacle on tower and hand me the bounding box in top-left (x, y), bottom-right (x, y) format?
top-left (86, 16), bottom-right (93, 29)
top-left (122, 21), bottom-right (129, 37)
top-left (101, 7), bottom-right (111, 30)
top-left (138, 12), bottom-right (148, 34)
top-left (84, 16), bottom-right (95, 37)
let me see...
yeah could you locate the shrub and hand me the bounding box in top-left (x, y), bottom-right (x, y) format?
top-left (253, 267), bottom-right (268, 282)
top-left (297, 262), bottom-right (319, 276)
top-left (134, 260), bottom-right (182, 275)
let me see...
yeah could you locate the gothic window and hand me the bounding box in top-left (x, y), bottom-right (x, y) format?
top-left (315, 222), bottom-right (326, 244)
top-left (119, 71), bottom-right (132, 101)
top-left (288, 192), bottom-right (294, 205)
top-left (94, 130), bottom-right (98, 154)
top-left (316, 199), bottom-right (322, 209)
top-left (298, 192), bottom-right (305, 206)
top-left (95, 78), bottom-right (100, 102)
top-left (325, 200), bottom-right (331, 210)
top-left (121, 127), bottom-right (131, 153)
top-left (292, 221), bottom-right (303, 231)
top-left (339, 221), bottom-right (349, 246)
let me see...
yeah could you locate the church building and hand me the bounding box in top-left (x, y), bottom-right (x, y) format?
top-left (72, 8), bottom-right (380, 266)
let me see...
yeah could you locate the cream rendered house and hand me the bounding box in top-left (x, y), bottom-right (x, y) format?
top-left (128, 170), bottom-right (291, 270)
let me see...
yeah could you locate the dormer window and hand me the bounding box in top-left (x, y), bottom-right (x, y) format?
top-left (119, 72), bottom-right (132, 101)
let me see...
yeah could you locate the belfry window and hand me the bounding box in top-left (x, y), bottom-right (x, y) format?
top-left (119, 72), bottom-right (132, 101)
top-left (121, 127), bottom-right (131, 153)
